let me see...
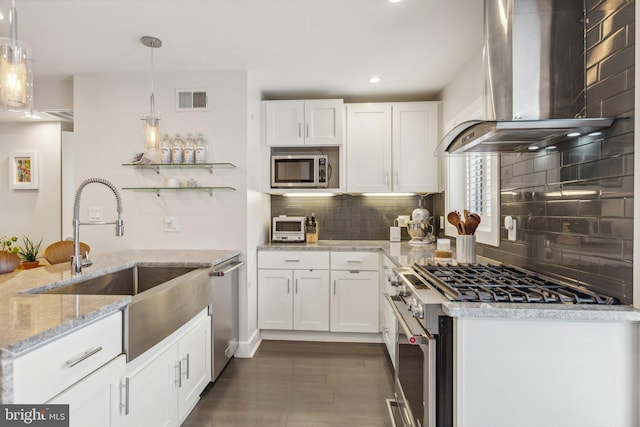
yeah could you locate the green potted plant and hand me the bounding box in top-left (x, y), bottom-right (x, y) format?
top-left (0, 235), bottom-right (21, 274)
top-left (17, 235), bottom-right (43, 269)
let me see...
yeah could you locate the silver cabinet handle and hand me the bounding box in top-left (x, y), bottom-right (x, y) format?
top-left (347, 260), bottom-right (362, 263)
top-left (120, 377), bottom-right (130, 415)
top-left (66, 346), bottom-right (103, 368)
top-left (306, 123), bottom-right (309, 138)
top-left (333, 280), bottom-right (336, 295)
top-left (395, 171), bottom-right (399, 186)
top-left (287, 278), bottom-right (290, 294)
top-left (284, 259), bottom-right (300, 263)
top-left (298, 123), bottom-right (302, 137)
top-left (183, 354), bottom-right (190, 380)
top-left (295, 278), bottom-right (298, 294)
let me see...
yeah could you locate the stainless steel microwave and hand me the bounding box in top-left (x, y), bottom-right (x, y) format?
top-left (271, 154), bottom-right (328, 188)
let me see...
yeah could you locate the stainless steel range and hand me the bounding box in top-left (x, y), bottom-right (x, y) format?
top-left (386, 262), bottom-right (620, 427)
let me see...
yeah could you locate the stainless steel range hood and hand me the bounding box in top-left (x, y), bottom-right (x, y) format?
top-left (443, 0), bottom-right (614, 154)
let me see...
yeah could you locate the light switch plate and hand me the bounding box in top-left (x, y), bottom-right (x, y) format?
top-left (88, 206), bottom-right (103, 222)
top-left (164, 216), bottom-right (180, 232)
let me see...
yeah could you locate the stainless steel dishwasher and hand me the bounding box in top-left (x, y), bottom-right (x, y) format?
top-left (208, 257), bottom-right (243, 380)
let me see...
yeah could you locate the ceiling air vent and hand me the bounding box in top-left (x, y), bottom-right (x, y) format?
top-left (176, 89), bottom-right (208, 112)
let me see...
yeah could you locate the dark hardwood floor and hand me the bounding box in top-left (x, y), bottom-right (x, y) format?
top-left (182, 340), bottom-right (395, 427)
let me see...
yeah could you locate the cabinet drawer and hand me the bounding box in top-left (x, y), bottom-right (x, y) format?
top-left (258, 250), bottom-right (329, 270)
top-left (13, 311), bottom-right (123, 403)
top-left (331, 251), bottom-right (379, 271)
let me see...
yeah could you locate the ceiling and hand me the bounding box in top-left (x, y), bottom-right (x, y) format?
top-left (5, 0), bottom-right (483, 102)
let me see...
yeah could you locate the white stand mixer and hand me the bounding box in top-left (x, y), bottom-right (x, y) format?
top-left (407, 196), bottom-right (435, 245)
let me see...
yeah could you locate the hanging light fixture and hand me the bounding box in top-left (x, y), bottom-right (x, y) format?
top-left (0, 0), bottom-right (33, 113)
top-left (141, 36), bottom-right (161, 154)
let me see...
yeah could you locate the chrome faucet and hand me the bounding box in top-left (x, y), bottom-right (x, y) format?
top-left (72, 178), bottom-right (124, 276)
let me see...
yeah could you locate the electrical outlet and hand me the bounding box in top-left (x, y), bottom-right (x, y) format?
top-left (164, 216), bottom-right (180, 232)
top-left (88, 206), bottom-right (103, 222)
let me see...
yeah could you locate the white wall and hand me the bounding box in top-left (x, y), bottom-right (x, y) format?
top-left (239, 75), bottom-right (271, 356)
top-left (67, 71), bottom-right (248, 255)
top-left (0, 122), bottom-right (62, 250)
top-left (439, 49), bottom-right (483, 129)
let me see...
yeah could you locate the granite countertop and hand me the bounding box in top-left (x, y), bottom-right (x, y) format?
top-left (259, 240), bottom-right (640, 322)
top-left (0, 249), bottom-right (240, 357)
top-left (259, 240), bottom-right (438, 267)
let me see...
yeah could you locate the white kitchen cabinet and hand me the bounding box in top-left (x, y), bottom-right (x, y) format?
top-left (380, 255), bottom-right (397, 367)
top-left (346, 102), bottom-right (440, 193)
top-left (125, 343), bottom-right (177, 427)
top-left (13, 311), bottom-right (123, 404)
top-left (125, 310), bottom-right (211, 427)
top-left (257, 269), bottom-right (294, 330)
top-left (48, 355), bottom-right (126, 427)
top-left (257, 268), bottom-right (330, 331)
top-left (264, 99), bottom-right (344, 146)
top-left (258, 251), bottom-right (330, 331)
top-left (330, 252), bottom-right (380, 333)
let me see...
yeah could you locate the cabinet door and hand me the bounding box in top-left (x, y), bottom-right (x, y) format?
top-left (392, 102), bottom-right (440, 193)
top-left (265, 101), bottom-right (305, 146)
top-left (258, 269), bottom-right (294, 330)
top-left (305, 100), bottom-right (343, 146)
top-left (330, 270), bottom-right (380, 333)
top-left (48, 355), bottom-right (126, 427)
top-left (381, 297), bottom-right (397, 368)
top-left (346, 104), bottom-right (392, 193)
top-left (125, 346), bottom-right (178, 427)
top-left (177, 316), bottom-right (212, 424)
top-left (293, 269), bottom-right (330, 331)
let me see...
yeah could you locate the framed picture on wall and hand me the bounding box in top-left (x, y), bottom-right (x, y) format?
top-left (9, 151), bottom-right (39, 190)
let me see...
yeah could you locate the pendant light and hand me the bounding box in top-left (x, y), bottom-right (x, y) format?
top-left (141, 36), bottom-right (161, 153)
top-left (0, 0), bottom-right (33, 113)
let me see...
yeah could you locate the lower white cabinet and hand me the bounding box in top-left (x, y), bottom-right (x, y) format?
top-left (258, 269), bottom-right (330, 331)
top-left (124, 311), bottom-right (211, 427)
top-left (258, 250), bottom-right (381, 335)
top-left (13, 311), bottom-right (123, 404)
top-left (381, 255), bottom-right (398, 366)
top-left (48, 355), bottom-right (126, 427)
top-left (330, 270), bottom-right (380, 333)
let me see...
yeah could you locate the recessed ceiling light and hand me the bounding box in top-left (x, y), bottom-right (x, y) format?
top-left (369, 76), bottom-right (382, 84)
top-left (528, 145), bottom-right (540, 151)
top-left (546, 145), bottom-right (557, 150)
top-left (388, 0), bottom-right (403, 3)
top-left (588, 131), bottom-right (602, 137)
top-left (567, 132), bottom-right (581, 137)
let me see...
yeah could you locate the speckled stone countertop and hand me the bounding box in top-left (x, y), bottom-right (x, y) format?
top-left (0, 249), bottom-right (240, 356)
top-left (259, 240), bottom-right (640, 322)
top-left (259, 240), bottom-right (436, 267)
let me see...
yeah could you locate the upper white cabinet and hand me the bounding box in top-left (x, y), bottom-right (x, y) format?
top-left (264, 99), bottom-right (344, 146)
top-left (346, 102), bottom-right (440, 193)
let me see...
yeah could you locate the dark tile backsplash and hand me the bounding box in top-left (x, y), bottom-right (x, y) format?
top-left (478, 0), bottom-right (635, 304)
top-left (271, 194), bottom-right (444, 241)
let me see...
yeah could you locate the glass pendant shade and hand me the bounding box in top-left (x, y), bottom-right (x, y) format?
top-left (144, 111), bottom-right (160, 150)
top-left (0, 0), bottom-right (33, 113)
top-left (141, 36), bottom-right (161, 154)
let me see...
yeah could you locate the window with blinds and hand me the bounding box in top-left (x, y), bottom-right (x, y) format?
top-left (465, 154), bottom-right (491, 218)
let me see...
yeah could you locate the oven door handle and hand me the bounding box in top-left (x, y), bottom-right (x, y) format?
top-left (384, 293), bottom-right (431, 345)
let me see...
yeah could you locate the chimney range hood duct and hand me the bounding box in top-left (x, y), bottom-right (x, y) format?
top-left (443, 0), bottom-right (614, 154)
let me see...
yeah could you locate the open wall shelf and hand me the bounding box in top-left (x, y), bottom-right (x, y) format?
top-left (122, 162), bottom-right (236, 174)
top-left (121, 186), bottom-right (236, 196)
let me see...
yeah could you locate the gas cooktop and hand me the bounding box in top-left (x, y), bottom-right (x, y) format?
top-left (413, 263), bottom-right (619, 305)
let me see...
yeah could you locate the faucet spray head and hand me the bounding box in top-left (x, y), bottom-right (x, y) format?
top-left (115, 219), bottom-right (124, 236)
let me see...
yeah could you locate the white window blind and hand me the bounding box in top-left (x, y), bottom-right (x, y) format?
top-left (465, 153), bottom-right (492, 219)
